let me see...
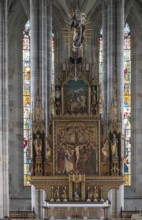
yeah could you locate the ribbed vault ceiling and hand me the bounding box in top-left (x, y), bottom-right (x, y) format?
top-left (7, 0), bottom-right (142, 33)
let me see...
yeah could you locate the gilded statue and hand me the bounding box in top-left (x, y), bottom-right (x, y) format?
top-left (46, 138), bottom-right (52, 161)
top-left (70, 9), bottom-right (86, 48)
top-left (110, 132), bottom-right (118, 157)
top-left (34, 133), bottom-right (42, 157)
top-left (102, 138), bottom-right (109, 162)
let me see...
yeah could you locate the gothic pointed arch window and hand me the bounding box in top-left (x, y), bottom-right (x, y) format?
top-left (99, 24), bottom-right (131, 186)
top-left (23, 21), bottom-right (31, 186)
top-left (99, 29), bottom-right (103, 114)
top-left (23, 22), bottom-right (55, 186)
top-left (123, 23), bottom-right (131, 186)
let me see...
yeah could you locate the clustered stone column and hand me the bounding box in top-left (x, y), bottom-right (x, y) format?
top-left (46, 0), bottom-right (52, 128)
top-left (102, 0), bottom-right (116, 134)
top-left (0, 0), bottom-right (9, 218)
top-left (102, 0), bottom-right (124, 217)
top-left (102, 0), bottom-right (108, 135)
top-left (116, 0), bottom-right (125, 127)
top-left (30, 0), bottom-right (52, 218)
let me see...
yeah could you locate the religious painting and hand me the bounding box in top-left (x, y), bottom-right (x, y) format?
top-left (64, 80), bottom-right (88, 114)
top-left (53, 120), bottom-right (100, 175)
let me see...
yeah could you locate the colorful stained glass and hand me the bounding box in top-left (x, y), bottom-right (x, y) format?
top-left (124, 23), bottom-right (131, 186)
top-left (52, 33), bottom-right (55, 114)
top-left (99, 24), bottom-right (131, 186)
top-left (99, 31), bottom-right (103, 114)
top-left (23, 21), bottom-right (31, 186)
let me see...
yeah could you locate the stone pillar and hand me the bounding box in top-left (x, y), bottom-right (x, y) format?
top-left (30, 1), bottom-right (40, 218)
top-left (102, 0), bottom-right (124, 216)
top-left (46, 0), bottom-right (52, 133)
top-left (102, 0), bottom-right (116, 133)
top-left (116, 0), bottom-right (124, 126)
top-left (102, 0), bottom-right (108, 134)
top-left (107, 0), bottom-right (116, 106)
top-left (42, 190), bottom-right (47, 219)
top-left (116, 0), bottom-right (125, 211)
top-left (31, 186), bottom-right (41, 220)
top-left (40, 0), bottom-right (47, 115)
top-left (30, 0), bottom-right (39, 105)
top-left (0, 0), bottom-right (9, 218)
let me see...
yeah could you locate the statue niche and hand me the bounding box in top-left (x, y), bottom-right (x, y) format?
top-left (32, 130), bottom-right (45, 176)
top-left (34, 132), bottom-right (42, 157)
top-left (55, 85), bottom-right (61, 115)
top-left (91, 84), bottom-right (98, 115)
top-left (109, 130), bottom-right (122, 176)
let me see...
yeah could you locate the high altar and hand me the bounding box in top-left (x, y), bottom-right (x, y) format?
top-left (30, 8), bottom-right (124, 220)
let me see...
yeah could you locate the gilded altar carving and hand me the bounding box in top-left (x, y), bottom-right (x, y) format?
top-left (31, 46), bottom-right (124, 204)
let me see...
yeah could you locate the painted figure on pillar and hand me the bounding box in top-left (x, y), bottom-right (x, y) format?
top-left (70, 9), bottom-right (86, 48)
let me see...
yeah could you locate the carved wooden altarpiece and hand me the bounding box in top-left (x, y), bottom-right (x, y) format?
top-left (30, 52), bottom-right (124, 219)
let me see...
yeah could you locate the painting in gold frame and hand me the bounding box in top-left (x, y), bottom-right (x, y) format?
top-left (53, 118), bottom-right (100, 176)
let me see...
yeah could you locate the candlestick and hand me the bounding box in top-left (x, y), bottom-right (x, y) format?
top-left (87, 186), bottom-right (91, 202)
top-left (93, 186), bottom-right (97, 202)
top-left (50, 186), bottom-right (54, 202)
top-left (100, 187), bottom-right (104, 202)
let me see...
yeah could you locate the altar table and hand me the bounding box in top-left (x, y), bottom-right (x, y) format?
top-left (43, 202), bottom-right (109, 219)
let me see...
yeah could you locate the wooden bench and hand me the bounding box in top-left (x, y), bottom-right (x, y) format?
top-left (9, 210), bottom-right (36, 219)
top-left (120, 207), bottom-right (141, 219)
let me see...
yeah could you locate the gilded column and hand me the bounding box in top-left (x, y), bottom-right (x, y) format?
top-left (0, 0), bottom-right (9, 218)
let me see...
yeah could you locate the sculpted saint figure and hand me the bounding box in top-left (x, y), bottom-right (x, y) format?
top-left (70, 9), bottom-right (86, 48)
top-left (110, 132), bottom-right (118, 157)
top-left (34, 133), bottom-right (42, 156)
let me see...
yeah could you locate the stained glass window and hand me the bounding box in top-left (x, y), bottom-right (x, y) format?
top-left (99, 24), bottom-right (131, 186)
top-left (123, 23), bottom-right (131, 186)
top-left (99, 29), bottom-right (103, 114)
top-left (52, 33), bottom-right (55, 114)
top-left (23, 21), bottom-right (31, 186)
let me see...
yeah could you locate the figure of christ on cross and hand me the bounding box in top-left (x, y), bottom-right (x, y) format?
top-left (74, 143), bottom-right (85, 169)
top-left (73, 128), bottom-right (88, 170)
